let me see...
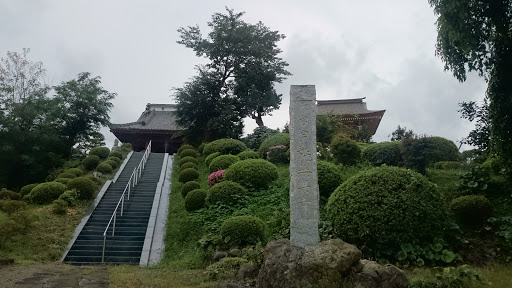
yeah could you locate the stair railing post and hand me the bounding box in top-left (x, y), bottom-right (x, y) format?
top-left (127, 181), bottom-right (131, 200)
top-left (112, 212), bottom-right (116, 236)
top-left (121, 195), bottom-right (124, 216)
top-left (102, 234), bottom-right (106, 263)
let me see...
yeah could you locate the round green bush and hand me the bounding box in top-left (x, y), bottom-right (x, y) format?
top-left (67, 177), bottom-right (96, 200)
top-left (178, 144), bottom-right (195, 155)
top-left (57, 172), bottom-right (77, 179)
top-left (423, 136), bottom-right (459, 163)
top-left (450, 195), bottom-right (493, 226)
top-left (209, 155), bottom-right (240, 173)
top-left (330, 136), bottom-right (361, 166)
top-left (0, 190), bottom-right (20, 200)
top-left (205, 152), bottom-right (221, 167)
top-left (184, 189), bottom-right (207, 212)
top-left (178, 168), bottom-right (199, 183)
top-left (0, 200), bottom-right (27, 215)
top-left (206, 181), bottom-right (247, 206)
top-left (220, 216), bottom-right (265, 246)
top-left (52, 199), bottom-right (68, 215)
top-left (181, 181), bottom-right (201, 198)
top-left (20, 183), bottom-right (39, 196)
top-left (65, 168), bottom-right (83, 177)
top-left (107, 156), bottom-right (122, 165)
top-left (237, 150), bottom-right (260, 160)
top-left (89, 146), bottom-right (111, 159)
top-left (326, 166), bottom-right (446, 254)
top-left (30, 182), bottom-right (67, 204)
top-left (362, 141), bottom-right (402, 167)
top-left (401, 136), bottom-right (459, 173)
top-left (179, 156), bottom-right (198, 167)
top-left (104, 160), bottom-right (118, 169)
top-left (109, 150), bottom-right (123, 160)
top-left (96, 162), bottom-right (113, 174)
top-left (86, 175), bottom-right (102, 185)
top-left (54, 178), bottom-right (71, 185)
top-left (82, 155), bottom-right (101, 171)
top-left (180, 162), bottom-right (198, 171)
top-left (58, 189), bottom-right (79, 206)
top-left (317, 160), bottom-right (343, 198)
top-left (198, 142), bottom-right (207, 155)
top-left (258, 133), bottom-right (290, 157)
top-left (179, 148), bottom-right (198, 158)
top-left (480, 156), bottom-right (504, 175)
top-left (224, 159), bottom-right (278, 189)
top-left (203, 139), bottom-right (247, 156)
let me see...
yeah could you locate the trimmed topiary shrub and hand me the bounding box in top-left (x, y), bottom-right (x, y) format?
top-left (237, 150), bottom-right (259, 160)
top-left (0, 200), bottom-right (27, 215)
top-left (20, 183), bottom-right (39, 196)
top-left (65, 168), bottom-right (83, 177)
top-left (179, 149), bottom-right (198, 158)
top-left (178, 144), bottom-right (195, 155)
top-left (401, 136), bottom-right (459, 174)
top-left (317, 160), bottom-right (343, 198)
top-left (54, 178), bottom-right (71, 185)
top-left (0, 190), bottom-right (20, 200)
top-left (330, 136), bottom-right (361, 166)
top-left (57, 172), bottom-right (77, 179)
top-left (362, 141), bottom-right (402, 167)
top-left (89, 146), bottom-right (110, 159)
top-left (198, 142), bottom-right (207, 155)
top-left (181, 181), bottom-right (201, 198)
top-left (205, 152), bottom-right (221, 167)
top-left (450, 195), bottom-right (493, 226)
top-left (109, 150), bottom-right (123, 160)
top-left (220, 215), bottom-right (265, 246)
top-left (224, 159), bottom-right (278, 189)
top-left (208, 170), bottom-right (225, 186)
top-left (326, 166), bottom-right (447, 256)
top-left (244, 126), bottom-right (279, 150)
top-left (203, 139), bottom-right (247, 156)
top-left (58, 189), bottom-right (79, 207)
top-left (209, 155), bottom-right (240, 173)
top-left (179, 168), bottom-right (199, 183)
top-left (30, 182), bottom-right (67, 204)
top-left (107, 156), bottom-right (122, 165)
top-left (83, 155), bottom-right (101, 171)
top-left (96, 162), bottom-right (113, 174)
top-left (180, 162), bottom-right (198, 171)
top-left (266, 145), bottom-right (289, 164)
top-left (480, 156), bottom-right (504, 175)
top-left (67, 177), bottom-right (96, 200)
top-left (180, 156), bottom-right (199, 167)
top-left (258, 133), bottom-right (290, 157)
top-left (184, 189), bottom-right (207, 212)
top-left (206, 181), bottom-right (247, 206)
top-left (52, 199), bottom-right (68, 215)
top-left (86, 175), bottom-right (103, 185)
top-left (104, 160), bottom-right (118, 169)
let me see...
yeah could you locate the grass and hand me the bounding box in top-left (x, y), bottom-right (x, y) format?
top-left (109, 266), bottom-right (218, 288)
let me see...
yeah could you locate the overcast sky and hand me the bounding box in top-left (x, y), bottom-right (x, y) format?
top-left (1, 0), bottom-right (487, 149)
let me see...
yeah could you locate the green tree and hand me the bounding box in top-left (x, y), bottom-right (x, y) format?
top-left (429, 1), bottom-right (512, 165)
top-left (53, 72), bottom-right (116, 151)
top-left (458, 99), bottom-right (490, 153)
top-left (174, 71), bottom-right (243, 143)
top-left (390, 125), bottom-right (415, 141)
top-left (176, 7), bottom-right (290, 129)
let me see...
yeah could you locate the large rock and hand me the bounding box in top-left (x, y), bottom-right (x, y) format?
top-left (256, 239), bottom-right (362, 288)
top-left (350, 260), bottom-right (408, 288)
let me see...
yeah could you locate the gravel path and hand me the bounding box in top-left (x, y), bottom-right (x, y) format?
top-left (0, 263), bottom-right (108, 288)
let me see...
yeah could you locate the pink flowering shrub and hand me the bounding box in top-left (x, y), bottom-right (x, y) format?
top-left (208, 170), bottom-right (225, 186)
top-left (267, 145), bottom-right (289, 164)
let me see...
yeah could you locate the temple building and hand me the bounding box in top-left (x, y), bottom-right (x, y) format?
top-left (316, 98), bottom-right (385, 137)
top-left (110, 104), bottom-right (183, 153)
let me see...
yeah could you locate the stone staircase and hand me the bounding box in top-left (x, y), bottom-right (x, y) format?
top-left (63, 152), bottom-right (165, 265)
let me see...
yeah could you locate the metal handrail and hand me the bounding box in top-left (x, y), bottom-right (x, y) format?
top-left (102, 141), bottom-right (152, 263)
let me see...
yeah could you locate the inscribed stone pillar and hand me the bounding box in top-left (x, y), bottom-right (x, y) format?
top-left (289, 85), bottom-right (320, 247)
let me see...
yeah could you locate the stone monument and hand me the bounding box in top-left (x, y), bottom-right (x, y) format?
top-left (289, 85), bottom-right (320, 247)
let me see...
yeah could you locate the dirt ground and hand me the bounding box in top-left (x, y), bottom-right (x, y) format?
top-left (0, 263), bottom-right (108, 288)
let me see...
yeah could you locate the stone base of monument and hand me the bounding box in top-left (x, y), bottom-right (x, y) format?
top-left (255, 239), bottom-right (408, 288)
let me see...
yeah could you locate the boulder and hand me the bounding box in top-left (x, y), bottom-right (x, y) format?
top-left (212, 251), bottom-right (228, 262)
top-left (256, 239), bottom-right (362, 288)
top-left (229, 248), bottom-right (242, 257)
top-left (350, 260), bottom-right (408, 288)
top-left (236, 263), bottom-right (259, 281)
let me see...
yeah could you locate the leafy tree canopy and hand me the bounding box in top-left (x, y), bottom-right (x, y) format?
top-left (390, 125), bottom-right (415, 142)
top-left (175, 7), bottom-right (290, 139)
top-left (429, 1), bottom-right (512, 167)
